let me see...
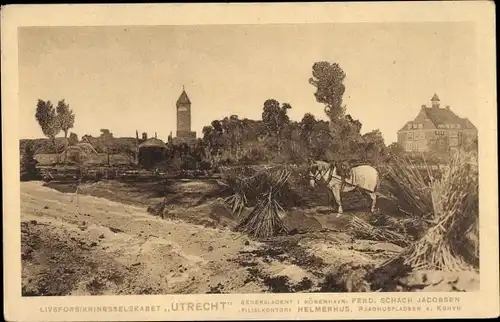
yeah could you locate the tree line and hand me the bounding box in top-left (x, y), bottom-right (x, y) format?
top-left (24, 60), bottom-right (473, 173)
top-left (199, 61), bottom-right (388, 167)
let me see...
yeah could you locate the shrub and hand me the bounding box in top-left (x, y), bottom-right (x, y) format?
top-left (20, 142), bottom-right (40, 181)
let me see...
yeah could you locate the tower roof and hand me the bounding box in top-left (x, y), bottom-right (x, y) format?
top-left (431, 93), bottom-right (440, 102)
top-left (177, 90), bottom-right (191, 105)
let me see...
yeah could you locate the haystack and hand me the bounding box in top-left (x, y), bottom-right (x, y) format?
top-left (380, 150), bottom-right (479, 273)
top-left (234, 168), bottom-right (291, 238)
top-left (218, 166), bottom-right (256, 217)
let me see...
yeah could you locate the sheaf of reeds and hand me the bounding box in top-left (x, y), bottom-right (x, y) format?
top-left (234, 168), bottom-right (291, 238)
top-left (381, 150), bottom-right (479, 272)
top-left (348, 215), bottom-right (410, 248)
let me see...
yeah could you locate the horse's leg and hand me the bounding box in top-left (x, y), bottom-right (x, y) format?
top-left (368, 191), bottom-right (377, 213)
top-left (331, 184), bottom-right (343, 216)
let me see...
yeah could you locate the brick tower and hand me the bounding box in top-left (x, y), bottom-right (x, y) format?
top-left (176, 87), bottom-right (196, 140)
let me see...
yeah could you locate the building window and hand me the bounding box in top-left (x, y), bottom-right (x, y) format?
top-left (418, 141), bottom-right (426, 151)
top-left (450, 138), bottom-right (459, 146)
top-left (418, 131), bottom-right (425, 139)
top-left (450, 131), bottom-right (458, 138)
top-left (407, 132), bottom-right (414, 140)
top-left (438, 124), bottom-right (445, 129)
top-left (407, 124), bottom-right (412, 129)
top-left (405, 142), bottom-right (412, 152)
top-left (418, 124), bottom-right (423, 129)
top-left (435, 130), bottom-right (445, 135)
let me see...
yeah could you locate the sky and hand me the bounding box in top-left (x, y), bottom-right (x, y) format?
top-left (18, 22), bottom-right (477, 143)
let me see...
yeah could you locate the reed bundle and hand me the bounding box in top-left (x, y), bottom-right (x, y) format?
top-left (348, 215), bottom-right (410, 248)
top-left (402, 151), bottom-right (479, 271)
top-left (219, 165), bottom-right (296, 216)
top-left (381, 151), bottom-right (479, 272)
top-left (384, 155), bottom-right (436, 219)
top-left (234, 168), bottom-right (291, 238)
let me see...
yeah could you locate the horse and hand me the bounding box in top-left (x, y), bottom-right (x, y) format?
top-left (308, 159), bottom-right (381, 216)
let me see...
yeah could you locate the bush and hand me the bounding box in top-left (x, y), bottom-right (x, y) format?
top-left (20, 142), bottom-right (40, 181)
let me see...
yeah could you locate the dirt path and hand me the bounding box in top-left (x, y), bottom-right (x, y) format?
top-left (21, 181), bottom-right (395, 295)
top-left (22, 181), bottom-right (276, 295)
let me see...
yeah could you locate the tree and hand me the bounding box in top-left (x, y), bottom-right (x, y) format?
top-left (202, 120), bottom-right (226, 166)
top-left (308, 61), bottom-right (347, 121)
top-left (35, 99), bottom-right (61, 159)
top-left (329, 114), bottom-right (363, 159)
top-left (308, 62), bottom-right (372, 160)
top-left (361, 129), bottom-right (386, 164)
top-left (56, 100), bottom-right (75, 139)
top-left (56, 100), bottom-right (75, 163)
top-left (262, 99), bottom-right (292, 153)
top-left (310, 120), bottom-right (334, 160)
top-left (20, 141), bottom-right (39, 181)
top-left (300, 113), bottom-right (316, 152)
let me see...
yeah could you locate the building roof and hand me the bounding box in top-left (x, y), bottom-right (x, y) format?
top-left (424, 107), bottom-right (463, 125)
top-left (398, 106), bottom-right (477, 132)
top-left (431, 93), bottom-right (440, 101)
top-left (461, 118), bottom-right (477, 130)
top-left (58, 143), bottom-right (99, 157)
top-left (176, 90), bottom-right (191, 105)
top-left (138, 138), bottom-right (167, 149)
top-left (82, 136), bottom-right (137, 154)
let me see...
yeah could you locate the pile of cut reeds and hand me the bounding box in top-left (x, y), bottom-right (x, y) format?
top-left (380, 150), bottom-right (479, 272)
top-left (384, 155), bottom-right (437, 219)
top-left (234, 168), bottom-right (291, 238)
top-left (218, 165), bottom-right (297, 217)
top-left (348, 215), bottom-right (410, 248)
top-left (218, 166), bottom-right (259, 217)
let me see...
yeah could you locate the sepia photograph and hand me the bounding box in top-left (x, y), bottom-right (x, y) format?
top-left (18, 22), bottom-right (481, 296)
top-left (3, 2), bottom-right (498, 321)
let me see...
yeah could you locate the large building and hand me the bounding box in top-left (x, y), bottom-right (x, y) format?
top-left (174, 88), bottom-right (197, 144)
top-left (397, 94), bottom-right (478, 154)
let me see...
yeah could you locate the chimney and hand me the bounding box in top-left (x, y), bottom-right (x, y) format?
top-left (142, 132), bottom-right (147, 141)
top-left (421, 104), bottom-right (426, 109)
top-left (446, 105), bottom-right (450, 111)
top-left (155, 132), bottom-right (157, 139)
top-left (431, 93), bottom-right (440, 108)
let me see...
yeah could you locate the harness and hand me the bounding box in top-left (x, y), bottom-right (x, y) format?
top-left (311, 161), bottom-right (347, 188)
